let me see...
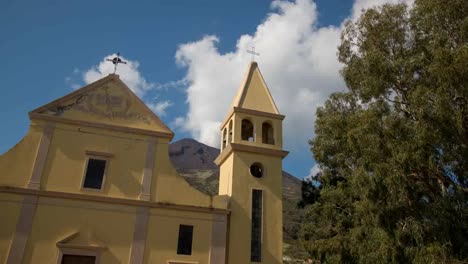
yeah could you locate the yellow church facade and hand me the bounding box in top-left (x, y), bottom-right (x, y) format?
top-left (0, 62), bottom-right (287, 264)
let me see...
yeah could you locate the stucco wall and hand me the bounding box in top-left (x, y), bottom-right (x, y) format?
top-left (0, 193), bottom-right (22, 264)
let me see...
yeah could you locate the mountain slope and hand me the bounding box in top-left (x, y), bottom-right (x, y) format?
top-left (168, 138), bottom-right (304, 245)
top-left (169, 138), bottom-right (302, 199)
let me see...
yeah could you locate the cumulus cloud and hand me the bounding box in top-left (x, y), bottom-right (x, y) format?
top-left (83, 54), bottom-right (154, 97)
top-left (147, 100), bottom-right (173, 117)
top-left (309, 163), bottom-right (321, 178)
top-left (175, 0), bottom-right (413, 176)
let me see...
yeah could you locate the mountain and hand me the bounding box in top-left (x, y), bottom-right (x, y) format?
top-left (169, 138), bottom-right (302, 200)
top-left (168, 138), bottom-right (304, 246)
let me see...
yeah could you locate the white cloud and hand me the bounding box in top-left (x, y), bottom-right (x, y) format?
top-left (147, 100), bottom-right (173, 117)
top-left (175, 0), bottom-right (341, 150)
top-left (83, 54), bottom-right (154, 97)
top-left (309, 164), bottom-right (321, 178)
top-left (170, 116), bottom-right (186, 131)
top-left (155, 78), bottom-right (189, 91)
top-left (174, 0), bottom-right (413, 176)
top-left (351, 0), bottom-right (414, 19)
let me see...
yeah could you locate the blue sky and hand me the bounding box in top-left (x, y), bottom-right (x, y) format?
top-left (1, 0), bottom-right (407, 178)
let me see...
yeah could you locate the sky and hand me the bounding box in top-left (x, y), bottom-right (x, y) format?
top-left (0, 0), bottom-right (413, 178)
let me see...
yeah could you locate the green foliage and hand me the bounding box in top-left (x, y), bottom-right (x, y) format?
top-left (298, 180), bottom-right (321, 208)
top-left (303, 0), bottom-right (468, 263)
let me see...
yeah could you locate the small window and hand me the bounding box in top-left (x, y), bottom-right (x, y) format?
top-left (61, 254), bottom-right (96, 264)
top-left (222, 128), bottom-right (227, 150)
top-left (251, 189), bottom-right (263, 262)
top-left (241, 119), bottom-right (254, 142)
top-left (228, 120), bottom-right (233, 143)
top-left (262, 122), bottom-right (274, 145)
top-left (250, 163), bottom-right (264, 178)
top-left (177, 225), bottom-right (193, 255)
top-left (83, 158), bottom-right (107, 190)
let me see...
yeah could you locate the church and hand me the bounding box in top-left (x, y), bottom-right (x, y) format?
top-left (0, 61), bottom-right (288, 264)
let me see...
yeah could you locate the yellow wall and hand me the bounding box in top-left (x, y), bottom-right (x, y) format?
top-left (6, 195), bottom-right (219, 264)
top-left (41, 123), bottom-right (147, 199)
top-left (0, 120), bottom-right (43, 188)
top-left (0, 193), bottom-right (22, 264)
top-left (223, 151), bottom-right (283, 264)
top-left (23, 197), bottom-right (136, 263)
top-left (145, 208), bottom-right (214, 264)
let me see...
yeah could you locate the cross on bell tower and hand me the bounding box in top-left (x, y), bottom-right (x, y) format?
top-left (246, 46), bottom-right (260, 62)
top-left (107, 52), bottom-right (127, 74)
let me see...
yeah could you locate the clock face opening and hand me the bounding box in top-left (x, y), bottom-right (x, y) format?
top-left (250, 163), bottom-right (264, 178)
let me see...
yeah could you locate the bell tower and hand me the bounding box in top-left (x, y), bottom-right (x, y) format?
top-left (215, 62), bottom-right (288, 264)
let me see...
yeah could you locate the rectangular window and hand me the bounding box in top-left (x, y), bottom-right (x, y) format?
top-left (251, 189), bottom-right (263, 262)
top-left (177, 225), bottom-right (194, 255)
top-left (83, 158), bottom-right (107, 190)
top-left (61, 254), bottom-right (96, 264)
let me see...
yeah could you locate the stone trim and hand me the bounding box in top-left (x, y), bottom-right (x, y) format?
top-left (209, 214), bottom-right (228, 264)
top-left (6, 195), bottom-right (38, 264)
top-left (85, 150), bottom-right (114, 158)
top-left (57, 247), bottom-right (103, 264)
top-left (129, 207), bottom-right (150, 264)
top-left (167, 261), bottom-right (199, 264)
top-left (80, 155), bottom-right (111, 192)
top-left (139, 137), bottom-right (156, 201)
top-left (0, 186), bottom-right (230, 215)
top-left (29, 112), bottom-right (174, 139)
top-left (28, 122), bottom-right (55, 189)
top-left (214, 143), bottom-right (289, 165)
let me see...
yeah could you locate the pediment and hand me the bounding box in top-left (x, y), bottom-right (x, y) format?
top-left (56, 232), bottom-right (106, 250)
top-left (30, 75), bottom-right (173, 138)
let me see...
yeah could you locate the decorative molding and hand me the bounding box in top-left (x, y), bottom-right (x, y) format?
top-left (28, 122), bottom-right (55, 189)
top-left (85, 151), bottom-right (114, 158)
top-left (214, 143), bottom-right (289, 165)
top-left (139, 137), bottom-right (157, 201)
top-left (6, 195), bottom-right (38, 264)
top-left (209, 214), bottom-right (228, 264)
top-left (167, 261), bottom-right (199, 264)
top-left (29, 74), bottom-right (174, 138)
top-left (129, 207), bottom-right (150, 264)
top-left (29, 112), bottom-right (174, 140)
top-left (30, 75), bottom-right (117, 114)
top-left (0, 186), bottom-right (230, 215)
top-left (56, 232), bottom-right (107, 251)
top-left (57, 247), bottom-right (103, 264)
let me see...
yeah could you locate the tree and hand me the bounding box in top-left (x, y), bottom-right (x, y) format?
top-left (302, 0), bottom-right (468, 262)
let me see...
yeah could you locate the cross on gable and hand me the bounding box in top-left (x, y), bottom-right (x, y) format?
top-left (107, 52), bottom-right (127, 74)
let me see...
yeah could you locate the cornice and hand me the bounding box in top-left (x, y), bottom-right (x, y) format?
top-left (0, 186), bottom-right (230, 215)
top-left (214, 143), bottom-right (289, 165)
top-left (29, 113), bottom-right (174, 140)
top-left (220, 107), bottom-right (285, 129)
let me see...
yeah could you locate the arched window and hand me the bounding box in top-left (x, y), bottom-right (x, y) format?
top-left (262, 122), bottom-right (274, 145)
top-left (241, 119), bottom-right (254, 142)
top-left (228, 120), bottom-right (233, 144)
top-left (222, 128), bottom-right (227, 149)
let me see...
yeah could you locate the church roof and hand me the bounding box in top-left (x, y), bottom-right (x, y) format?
top-left (29, 74), bottom-right (174, 139)
top-left (230, 62), bottom-right (280, 114)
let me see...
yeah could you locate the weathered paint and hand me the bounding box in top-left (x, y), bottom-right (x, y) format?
top-left (0, 62), bottom-right (284, 264)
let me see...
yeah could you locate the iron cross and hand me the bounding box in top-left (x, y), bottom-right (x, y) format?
top-left (107, 52), bottom-right (127, 74)
top-left (247, 46), bottom-right (260, 61)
